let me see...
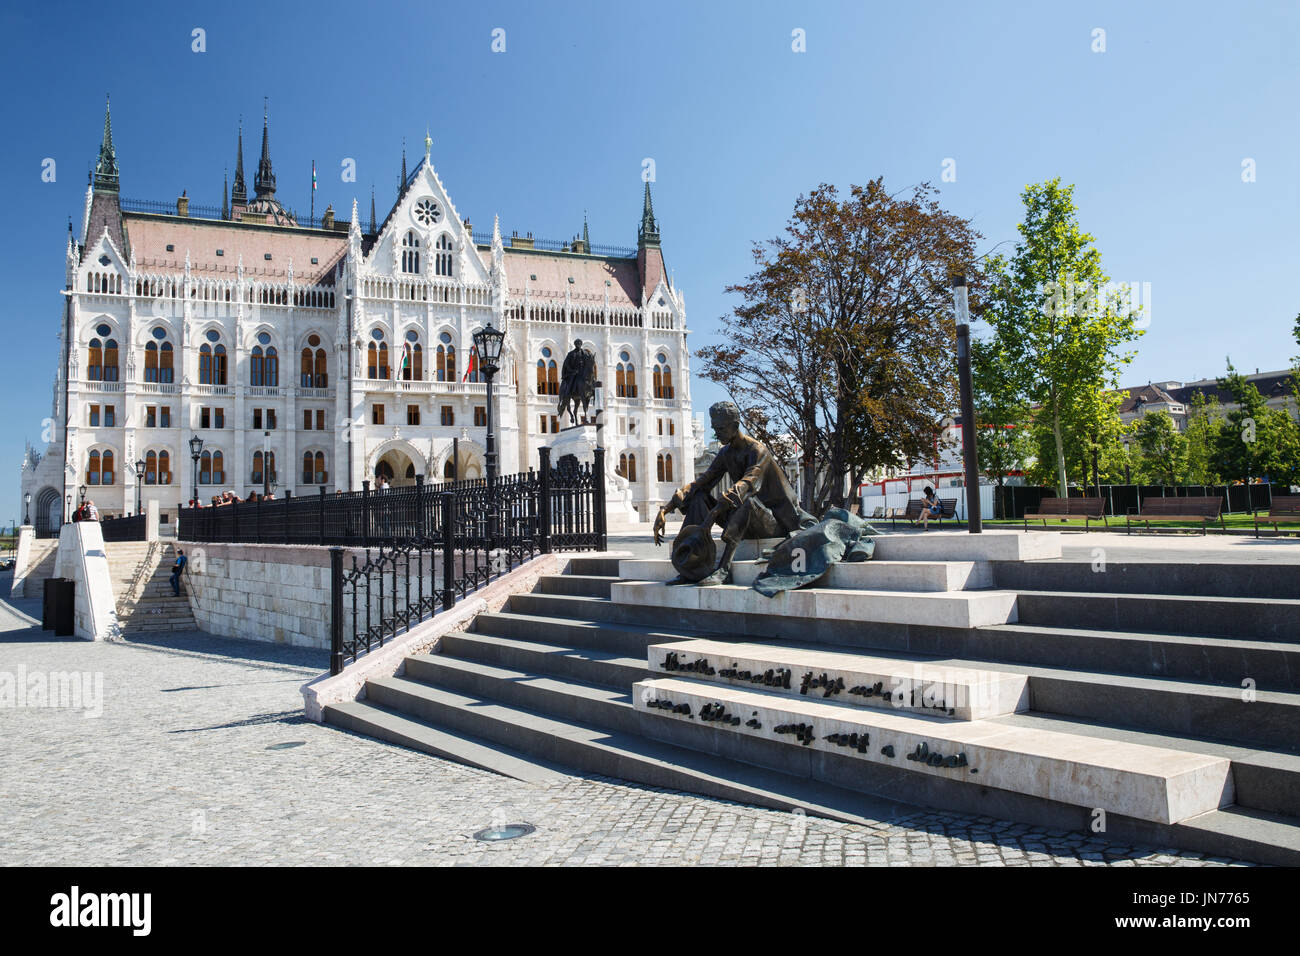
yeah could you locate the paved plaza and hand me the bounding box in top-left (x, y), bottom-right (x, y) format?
top-left (0, 576), bottom-right (1247, 867)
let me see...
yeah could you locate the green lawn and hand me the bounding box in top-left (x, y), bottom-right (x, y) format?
top-left (986, 514), bottom-right (1297, 533)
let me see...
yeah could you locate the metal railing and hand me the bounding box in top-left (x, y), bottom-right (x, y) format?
top-left (100, 512), bottom-right (147, 542)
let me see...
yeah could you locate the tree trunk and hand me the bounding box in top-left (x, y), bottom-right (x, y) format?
top-left (1051, 396), bottom-right (1068, 497)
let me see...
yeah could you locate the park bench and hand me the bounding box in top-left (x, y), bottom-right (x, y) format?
top-left (1023, 496), bottom-right (1108, 532)
top-left (1254, 496), bottom-right (1300, 537)
top-left (1126, 496), bottom-right (1226, 535)
top-left (893, 496), bottom-right (960, 529)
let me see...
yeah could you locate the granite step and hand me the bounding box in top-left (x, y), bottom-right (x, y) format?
top-left (620, 558), bottom-right (995, 592)
top-left (440, 630), bottom-right (649, 689)
top-left (633, 676), bottom-right (1233, 825)
top-left (532, 574), bottom-right (614, 599)
top-left (1013, 591), bottom-right (1300, 642)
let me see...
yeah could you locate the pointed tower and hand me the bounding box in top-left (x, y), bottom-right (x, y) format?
top-left (636, 181), bottom-right (664, 303)
top-left (369, 186), bottom-right (377, 234)
top-left (83, 95), bottom-right (127, 260)
top-left (221, 167), bottom-right (229, 220)
top-left (254, 102), bottom-right (276, 200)
top-left (583, 211), bottom-right (591, 249)
top-left (400, 141), bottom-right (408, 192)
top-left (231, 120), bottom-right (248, 208)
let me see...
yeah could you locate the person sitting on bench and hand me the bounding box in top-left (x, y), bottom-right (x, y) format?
top-left (918, 486), bottom-right (942, 530)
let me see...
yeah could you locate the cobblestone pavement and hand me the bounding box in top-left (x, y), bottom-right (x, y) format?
top-left (0, 589), bottom-right (1245, 867)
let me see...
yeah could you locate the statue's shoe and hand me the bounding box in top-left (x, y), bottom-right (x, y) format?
top-left (696, 567), bottom-right (731, 587)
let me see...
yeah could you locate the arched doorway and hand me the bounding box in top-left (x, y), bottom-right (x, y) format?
top-left (374, 448), bottom-right (420, 487)
top-left (34, 487), bottom-right (62, 537)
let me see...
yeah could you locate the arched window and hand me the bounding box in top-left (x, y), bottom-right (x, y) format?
top-left (302, 451), bottom-right (314, 484)
top-left (657, 452), bottom-right (673, 483)
top-left (158, 450), bottom-right (171, 484)
top-left (86, 449), bottom-right (115, 485)
top-left (402, 231), bottom-right (420, 274)
top-left (619, 452), bottom-right (636, 483)
top-left (250, 346), bottom-right (265, 387)
top-left (88, 339), bottom-right (104, 381)
top-left (616, 350), bottom-right (637, 398)
top-left (443, 458), bottom-right (456, 480)
top-left (368, 335), bottom-right (390, 380)
top-left (313, 345), bottom-right (327, 387)
top-left (214, 344), bottom-right (227, 384)
top-left (159, 341), bottom-right (174, 383)
top-left (251, 451), bottom-right (275, 484)
top-left (145, 342), bottom-right (158, 382)
top-left (654, 353), bottom-right (674, 399)
top-left (402, 330), bottom-right (423, 381)
top-left (436, 331), bottom-right (456, 382)
top-left (300, 334), bottom-right (328, 388)
top-left (315, 451), bottom-right (327, 484)
top-left (145, 451), bottom-right (157, 484)
top-left (434, 234), bottom-right (453, 277)
top-left (103, 339), bottom-right (119, 381)
top-left (200, 451), bottom-right (211, 484)
top-left (536, 346), bottom-right (558, 395)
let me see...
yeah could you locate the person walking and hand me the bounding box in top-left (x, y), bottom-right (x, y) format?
top-left (169, 549), bottom-right (188, 596)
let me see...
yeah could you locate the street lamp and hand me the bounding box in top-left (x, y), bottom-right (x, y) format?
top-left (134, 458), bottom-right (145, 516)
top-left (952, 275), bottom-right (982, 533)
top-left (189, 435), bottom-right (204, 507)
top-left (471, 323), bottom-right (506, 487)
top-left (24, 492), bottom-right (31, 526)
top-left (65, 494), bottom-right (71, 524)
top-left (262, 430), bottom-right (272, 497)
top-left (78, 484), bottom-right (87, 506)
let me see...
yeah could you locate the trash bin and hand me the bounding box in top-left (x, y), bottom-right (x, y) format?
top-left (43, 577), bottom-right (74, 636)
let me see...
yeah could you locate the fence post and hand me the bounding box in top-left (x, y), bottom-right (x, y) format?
top-left (441, 491), bottom-right (455, 612)
top-left (319, 486), bottom-right (326, 545)
top-left (592, 446), bottom-right (608, 552)
top-left (283, 492), bottom-right (291, 544)
top-left (255, 495), bottom-right (262, 544)
top-left (538, 446), bottom-right (552, 554)
top-left (329, 546), bottom-right (344, 675)
top-left (362, 479), bottom-right (372, 547)
top-left (416, 474), bottom-right (426, 541)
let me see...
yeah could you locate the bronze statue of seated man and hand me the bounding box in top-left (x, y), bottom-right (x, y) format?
top-left (652, 401), bottom-right (815, 586)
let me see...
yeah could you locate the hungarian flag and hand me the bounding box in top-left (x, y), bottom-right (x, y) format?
top-left (401, 344), bottom-right (412, 375)
top-left (462, 346), bottom-right (478, 382)
top-left (311, 161), bottom-right (317, 192)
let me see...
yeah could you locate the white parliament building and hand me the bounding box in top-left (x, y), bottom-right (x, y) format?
top-left (20, 100), bottom-right (696, 531)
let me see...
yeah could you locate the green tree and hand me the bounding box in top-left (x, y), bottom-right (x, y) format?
top-left (980, 179), bottom-right (1143, 496)
top-left (1131, 410), bottom-right (1188, 484)
top-left (970, 336), bottom-right (1032, 486)
top-left (1182, 392), bottom-right (1223, 484)
top-left (1211, 360), bottom-right (1300, 483)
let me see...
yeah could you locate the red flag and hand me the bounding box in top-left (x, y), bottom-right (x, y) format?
top-left (462, 347), bottom-right (478, 382)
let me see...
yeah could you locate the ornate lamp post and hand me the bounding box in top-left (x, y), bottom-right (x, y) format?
top-left (471, 323), bottom-right (506, 487)
top-left (134, 458), bottom-right (145, 516)
top-left (24, 492), bottom-right (31, 526)
top-left (189, 435), bottom-right (204, 507)
top-left (65, 495), bottom-right (71, 524)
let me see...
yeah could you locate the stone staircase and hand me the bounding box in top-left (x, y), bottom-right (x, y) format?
top-left (16, 539), bottom-right (60, 596)
top-left (322, 531), bottom-right (1300, 865)
top-left (106, 541), bottom-right (197, 633)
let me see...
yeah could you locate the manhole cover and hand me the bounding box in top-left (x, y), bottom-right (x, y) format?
top-left (473, 823), bottom-right (536, 842)
top-left (265, 741), bottom-right (307, 751)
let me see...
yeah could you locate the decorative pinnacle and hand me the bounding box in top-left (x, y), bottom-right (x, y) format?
top-left (93, 94), bottom-right (119, 192)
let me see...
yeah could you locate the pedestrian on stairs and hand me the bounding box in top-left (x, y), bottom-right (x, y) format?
top-left (170, 549), bottom-right (188, 596)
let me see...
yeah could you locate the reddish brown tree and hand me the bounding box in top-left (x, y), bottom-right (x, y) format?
top-left (697, 180), bottom-right (983, 512)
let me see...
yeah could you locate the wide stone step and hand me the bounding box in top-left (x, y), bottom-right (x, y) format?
top-left (324, 699), bottom-right (574, 784)
top-left (531, 574), bottom-right (614, 598)
top-left (440, 630), bottom-right (649, 688)
top-left (610, 580), bottom-right (1019, 629)
top-left (730, 530), bottom-right (1064, 563)
top-left (564, 556), bottom-right (623, 578)
top-left (975, 623), bottom-right (1300, 691)
top-left (349, 674), bottom-right (916, 827)
top-left (991, 560), bottom-right (1300, 601)
top-left (620, 558), bottom-right (994, 592)
top-left (634, 677), bottom-right (1232, 825)
top-left (1014, 591), bottom-right (1300, 641)
top-left (475, 610), bottom-right (714, 658)
top-left (987, 710), bottom-right (1300, 819)
top-left (399, 654), bottom-right (639, 734)
top-left (644, 638), bottom-right (1029, 720)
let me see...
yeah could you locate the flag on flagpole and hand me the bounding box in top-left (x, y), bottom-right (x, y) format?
top-left (312, 161), bottom-right (317, 191)
top-left (462, 346), bottom-right (478, 382)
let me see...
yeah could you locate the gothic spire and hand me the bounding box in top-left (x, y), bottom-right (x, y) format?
top-left (583, 210), bottom-right (590, 249)
top-left (400, 140), bottom-right (408, 191)
top-left (222, 167), bottom-right (229, 219)
top-left (254, 100), bottom-right (276, 199)
top-left (92, 94), bottom-right (119, 193)
top-left (231, 120), bottom-right (247, 205)
top-left (369, 186), bottom-right (377, 233)
top-left (637, 181), bottom-right (660, 247)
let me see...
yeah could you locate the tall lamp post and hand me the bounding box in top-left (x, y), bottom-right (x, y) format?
top-left (952, 275), bottom-right (982, 533)
top-left (134, 458), bottom-right (145, 516)
top-left (189, 435), bottom-right (204, 507)
top-left (472, 323), bottom-right (506, 551)
top-left (24, 492), bottom-right (31, 526)
top-left (79, 484), bottom-right (87, 508)
top-left (471, 323), bottom-right (506, 486)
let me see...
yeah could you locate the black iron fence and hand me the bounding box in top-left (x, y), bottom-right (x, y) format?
top-left (100, 512), bottom-right (147, 542)
top-left (994, 483), bottom-right (1281, 520)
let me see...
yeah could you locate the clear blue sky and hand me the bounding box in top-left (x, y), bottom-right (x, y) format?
top-left (3, 0), bottom-right (1298, 523)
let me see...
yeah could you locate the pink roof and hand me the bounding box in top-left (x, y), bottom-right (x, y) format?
top-left (477, 247), bottom-right (642, 308)
top-left (123, 215), bottom-right (347, 285)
